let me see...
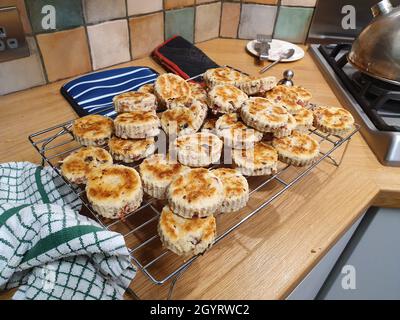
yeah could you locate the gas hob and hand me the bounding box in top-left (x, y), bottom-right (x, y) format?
top-left (310, 44), bottom-right (400, 166)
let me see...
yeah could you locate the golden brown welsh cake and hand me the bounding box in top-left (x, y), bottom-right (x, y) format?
top-left (72, 114), bottom-right (113, 147)
top-left (208, 84), bottom-right (248, 114)
top-left (137, 83), bottom-right (155, 94)
top-left (61, 147), bottom-right (113, 184)
top-left (86, 165), bottom-right (143, 219)
top-left (154, 73), bottom-right (192, 108)
top-left (160, 100), bottom-right (207, 136)
top-left (292, 86), bottom-right (312, 107)
top-left (215, 113), bottom-right (263, 149)
top-left (173, 132), bottom-right (223, 167)
top-left (114, 111), bottom-right (160, 139)
top-left (211, 168), bottom-right (249, 213)
top-left (158, 205), bottom-right (216, 257)
top-left (108, 136), bottom-right (156, 163)
top-left (313, 106), bottom-right (355, 135)
top-left (232, 142), bottom-right (278, 176)
top-left (294, 108), bottom-right (314, 133)
top-left (113, 91), bottom-right (157, 113)
top-left (265, 85), bottom-right (303, 114)
top-left (272, 113), bottom-right (297, 138)
top-left (167, 168), bottom-right (224, 218)
top-left (139, 153), bottom-right (189, 199)
top-left (188, 82), bottom-right (208, 103)
top-left (238, 76), bottom-right (277, 96)
top-left (272, 131), bottom-right (320, 166)
top-left (240, 97), bottom-right (289, 132)
top-left (203, 67), bottom-right (249, 88)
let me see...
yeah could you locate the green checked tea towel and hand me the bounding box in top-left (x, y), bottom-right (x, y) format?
top-left (0, 162), bottom-right (136, 300)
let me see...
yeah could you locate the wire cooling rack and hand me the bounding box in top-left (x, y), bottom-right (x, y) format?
top-left (29, 118), bottom-right (360, 296)
top-left (28, 72), bottom-right (360, 298)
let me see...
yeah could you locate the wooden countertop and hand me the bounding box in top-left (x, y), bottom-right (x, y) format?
top-left (1, 39), bottom-right (400, 300)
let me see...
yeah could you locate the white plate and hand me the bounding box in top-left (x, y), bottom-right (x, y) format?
top-left (246, 39), bottom-right (305, 62)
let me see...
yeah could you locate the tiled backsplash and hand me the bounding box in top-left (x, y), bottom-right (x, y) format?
top-left (0, 0), bottom-right (316, 95)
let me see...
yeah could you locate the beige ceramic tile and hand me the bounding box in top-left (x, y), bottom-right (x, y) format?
top-left (238, 4), bottom-right (278, 39)
top-left (37, 27), bottom-right (91, 82)
top-left (220, 2), bottom-right (240, 38)
top-left (129, 12), bottom-right (164, 59)
top-left (196, 0), bottom-right (219, 4)
top-left (281, 0), bottom-right (317, 7)
top-left (243, 0), bottom-right (278, 4)
top-left (127, 0), bottom-right (163, 16)
top-left (83, 0), bottom-right (126, 24)
top-left (0, 37), bottom-right (45, 95)
top-left (195, 2), bottom-right (221, 43)
top-left (164, 0), bottom-right (195, 10)
top-left (87, 20), bottom-right (130, 70)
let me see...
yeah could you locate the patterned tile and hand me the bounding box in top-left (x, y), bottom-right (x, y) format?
top-left (25, 0), bottom-right (84, 33)
top-left (127, 0), bottom-right (163, 16)
top-left (274, 6), bottom-right (314, 43)
top-left (87, 20), bottom-right (130, 70)
top-left (243, 0), bottom-right (278, 4)
top-left (129, 13), bottom-right (164, 59)
top-left (196, 0), bottom-right (220, 4)
top-left (239, 4), bottom-right (278, 39)
top-left (83, 0), bottom-right (126, 24)
top-left (164, 0), bottom-right (195, 10)
top-left (165, 7), bottom-right (195, 43)
top-left (2, 0), bottom-right (320, 94)
top-left (0, 37), bottom-right (45, 95)
top-left (36, 27), bottom-right (91, 81)
top-left (195, 2), bottom-right (221, 43)
top-left (220, 2), bottom-right (240, 38)
top-left (281, 0), bottom-right (317, 7)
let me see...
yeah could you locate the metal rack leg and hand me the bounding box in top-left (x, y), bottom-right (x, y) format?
top-left (167, 264), bottom-right (191, 300)
top-left (322, 138), bottom-right (351, 167)
top-left (335, 138), bottom-right (351, 167)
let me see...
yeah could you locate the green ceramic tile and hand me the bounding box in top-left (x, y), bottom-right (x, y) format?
top-left (165, 7), bottom-right (195, 43)
top-left (273, 6), bottom-right (314, 43)
top-left (26, 0), bottom-right (84, 33)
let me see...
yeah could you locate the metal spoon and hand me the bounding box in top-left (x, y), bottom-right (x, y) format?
top-left (259, 48), bottom-right (295, 74)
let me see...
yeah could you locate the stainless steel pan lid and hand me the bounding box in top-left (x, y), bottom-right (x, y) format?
top-left (348, 0), bottom-right (400, 86)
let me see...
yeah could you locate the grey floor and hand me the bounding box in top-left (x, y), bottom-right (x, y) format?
top-left (317, 207), bottom-right (400, 300)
